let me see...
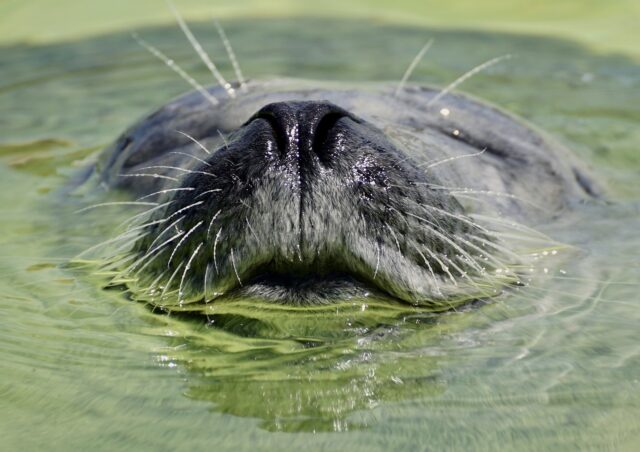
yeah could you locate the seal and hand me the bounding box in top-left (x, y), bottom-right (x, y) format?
top-left (84, 19), bottom-right (600, 312)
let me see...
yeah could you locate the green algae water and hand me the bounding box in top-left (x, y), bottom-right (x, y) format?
top-left (1, 16), bottom-right (639, 451)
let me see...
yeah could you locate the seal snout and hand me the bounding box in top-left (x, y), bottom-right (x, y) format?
top-left (116, 96), bottom-right (518, 308)
top-left (249, 100), bottom-right (355, 168)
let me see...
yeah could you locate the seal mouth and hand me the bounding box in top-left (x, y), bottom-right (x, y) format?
top-left (110, 99), bottom-right (520, 310)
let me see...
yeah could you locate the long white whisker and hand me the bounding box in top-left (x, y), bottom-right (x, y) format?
top-left (137, 188), bottom-right (194, 201)
top-left (169, 151), bottom-right (211, 167)
top-left (137, 165), bottom-right (216, 178)
top-left (119, 201), bottom-right (174, 229)
top-left (213, 20), bottom-right (247, 91)
top-left (161, 261), bottom-right (184, 300)
top-left (174, 129), bottom-right (211, 155)
top-left (213, 227), bottom-right (222, 273)
top-left (395, 38), bottom-right (434, 96)
top-left (166, 0), bottom-right (235, 98)
top-left (207, 209), bottom-right (222, 238)
top-left (179, 242), bottom-right (203, 302)
top-left (230, 248), bottom-right (242, 286)
top-left (164, 201), bottom-right (204, 224)
top-left (132, 33), bottom-right (219, 107)
top-left (74, 201), bottom-right (157, 214)
top-left (167, 220), bottom-right (203, 268)
top-left (427, 54), bottom-right (512, 107)
top-left (145, 215), bottom-right (185, 252)
top-left (415, 248), bottom-right (442, 295)
top-left (119, 172), bottom-right (178, 182)
top-left (418, 149), bottom-right (485, 169)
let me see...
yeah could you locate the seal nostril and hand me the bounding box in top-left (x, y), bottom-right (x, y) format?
top-left (251, 110), bottom-right (289, 155)
top-left (312, 112), bottom-right (347, 165)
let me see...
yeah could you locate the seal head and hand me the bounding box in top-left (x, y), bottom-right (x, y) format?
top-left (94, 80), bottom-right (598, 309)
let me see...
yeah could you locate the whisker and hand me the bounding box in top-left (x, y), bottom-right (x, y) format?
top-left (137, 165), bottom-right (216, 178)
top-left (213, 20), bottom-right (247, 91)
top-left (427, 54), bottom-right (513, 107)
top-left (74, 231), bottom-right (139, 258)
top-left (74, 201), bottom-right (157, 214)
top-left (395, 38), bottom-right (434, 96)
top-left (164, 200), bottom-right (204, 224)
top-left (179, 242), bottom-right (203, 302)
top-left (132, 33), bottom-right (220, 107)
top-left (119, 201), bottom-right (174, 229)
top-left (167, 220), bottom-right (203, 268)
top-left (174, 129), bottom-right (212, 155)
top-left (137, 188), bottom-right (194, 201)
top-left (415, 248), bottom-right (443, 295)
top-left (213, 227), bottom-right (222, 273)
top-left (196, 189), bottom-right (222, 200)
top-left (161, 261), bottom-right (184, 300)
top-left (145, 215), bottom-right (186, 253)
top-left (168, 151), bottom-right (211, 167)
top-left (207, 209), bottom-right (222, 238)
top-left (417, 149), bottom-right (485, 170)
top-left (166, 0), bottom-right (235, 98)
top-left (119, 172), bottom-right (178, 182)
top-left (230, 248), bottom-right (242, 286)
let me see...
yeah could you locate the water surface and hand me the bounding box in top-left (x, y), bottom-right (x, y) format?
top-left (1, 19), bottom-right (639, 450)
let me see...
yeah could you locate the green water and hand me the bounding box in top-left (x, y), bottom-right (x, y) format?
top-left (1, 17), bottom-right (639, 451)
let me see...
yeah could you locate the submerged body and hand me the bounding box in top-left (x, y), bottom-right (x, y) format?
top-left (91, 77), bottom-right (598, 310)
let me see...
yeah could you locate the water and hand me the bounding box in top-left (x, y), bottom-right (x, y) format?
top-left (1, 19), bottom-right (639, 450)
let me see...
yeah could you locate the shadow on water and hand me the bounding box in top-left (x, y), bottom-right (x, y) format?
top-left (1, 18), bottom-right (639, 445)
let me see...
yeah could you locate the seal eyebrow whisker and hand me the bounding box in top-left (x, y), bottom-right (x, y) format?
top-left (166, 0), bottom-right (236, 98)
top-left (179, 242), bottom-right (203, 302)
top-left (119, 172), bottom-right (179, 182)
top-left (174, 130), bottom-right (212, 155)
top-left (213, 20), bottom-right (247, 92)
top-left (131, 33), bottom-right (220, 107)
top-left (395, 38), bottom-right (434, 96)
top-left (169, 151), bottom-right (212, 167)
top-left (427, 54), bottom-right (513, 108)
top-left (74, 201), bottom-right (158, 214)
top-left (417, 149), bottom-right (486, 170)
top-left (167, 220), bottom-right (203, 269)
top-left (137, 188), bottom-right (195, 201)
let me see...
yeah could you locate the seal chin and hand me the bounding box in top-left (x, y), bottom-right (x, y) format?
top-left (124, 100), bottom-right (516, 309)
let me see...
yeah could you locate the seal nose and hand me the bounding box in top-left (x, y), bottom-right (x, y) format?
top-left (250, 101), bottom-right (352, 164)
